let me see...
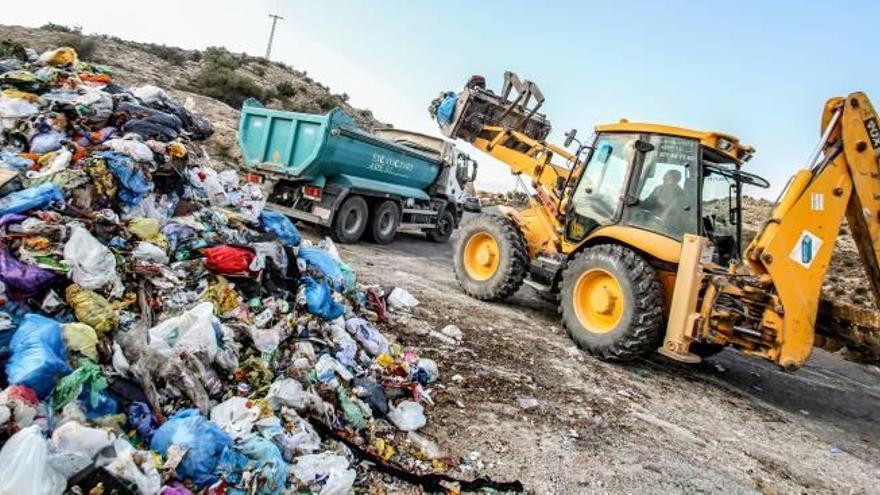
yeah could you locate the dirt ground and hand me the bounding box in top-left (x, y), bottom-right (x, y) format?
top-left (307, 223), bottom-right (880, 495)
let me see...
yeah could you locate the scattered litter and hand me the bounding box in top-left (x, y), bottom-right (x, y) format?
top-left (517, 396), bottom-right (540, 410)
top-left (0, 41), bottom-right (522, 494)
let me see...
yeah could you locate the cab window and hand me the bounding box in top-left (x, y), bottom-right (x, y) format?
top-left (626, 135), bottom-right (699, 239)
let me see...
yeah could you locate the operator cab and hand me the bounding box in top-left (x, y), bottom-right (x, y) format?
top-left (565, 121), bottom-right (768, 265)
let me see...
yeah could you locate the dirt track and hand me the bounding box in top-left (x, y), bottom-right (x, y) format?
top-left (314, 223), bottom-right (880, 494)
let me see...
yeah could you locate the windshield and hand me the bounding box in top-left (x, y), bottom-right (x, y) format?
top-left (569, 133), bottom-right (636, 235)
top-left (626, 135), bottom-right (699, 239)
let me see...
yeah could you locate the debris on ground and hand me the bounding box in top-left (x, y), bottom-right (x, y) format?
top-left (0, 41), bottom-right (520, 494)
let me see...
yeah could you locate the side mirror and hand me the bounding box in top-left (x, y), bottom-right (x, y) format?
top-left (634, 140), bottom-right (655, 153)
top-left (564, 129), bottom-right (577, 147)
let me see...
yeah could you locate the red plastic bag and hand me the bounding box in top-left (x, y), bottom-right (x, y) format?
top-left (204, 246), bottom-right (255, 276)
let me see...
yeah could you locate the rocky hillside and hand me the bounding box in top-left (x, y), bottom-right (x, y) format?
top-left (0, 24), bottom-right (386, 165)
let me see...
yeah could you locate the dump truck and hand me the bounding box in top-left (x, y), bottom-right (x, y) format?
top-left (238, 102), bottom-right (478, 244)
top-left (431, 72), bottom-right (880, 368)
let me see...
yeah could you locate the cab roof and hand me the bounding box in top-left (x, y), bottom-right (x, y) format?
top-left (595, 119), bottom-right (754, 163)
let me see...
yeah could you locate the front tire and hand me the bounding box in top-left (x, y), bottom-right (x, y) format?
top-left (426, 209), bottom-right (455, 243)
top-left (331, 195), bottom-right (369, 243)
top-left (453, 214), bottom-right (527, 301)
top-left (560, 244), bottom-right (663, 362)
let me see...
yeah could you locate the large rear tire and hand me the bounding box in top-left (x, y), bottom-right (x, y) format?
top-left (560, 244), bottom-right (664, 362)
top-left (331, 195), bottom-right (369, 243)
top-left (366, 200), bottom-right (399, 244)
top-left (453, 214), bottom-right (527, 301)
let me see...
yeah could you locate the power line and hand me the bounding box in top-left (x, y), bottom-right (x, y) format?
top-left (265, 13), bottom-right (284, 60)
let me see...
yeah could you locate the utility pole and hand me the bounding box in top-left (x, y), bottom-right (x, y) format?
top-left (265, 13), bottom-right (284, 60)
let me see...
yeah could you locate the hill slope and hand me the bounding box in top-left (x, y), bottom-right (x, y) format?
top-left (0, 24), bottom-right (386, 165)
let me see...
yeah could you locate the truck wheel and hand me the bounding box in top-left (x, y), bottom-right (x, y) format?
top-left (426, 209), bottom-right (455, 243)
top-left (560, 244), bottom-right (663, 362)
top-left (453, 214), bottom-right (527, 301)
top-left (367, 200), bottom-right (399, 244)
top-left (331, 195), bottom-right (369, 243)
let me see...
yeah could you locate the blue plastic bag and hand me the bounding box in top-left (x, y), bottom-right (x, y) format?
top-left (436, 92), bottom-right (457, 124)
top-left (216, 436), bottom-right (288, 495)
top-left (127, 402), bottom-right (157, 443)
top-left (0, 183), bottom-right (64, 216)
top-left (0, 151), bottom-right (33, 172)
top-left (298, 247), bottom-right (344, 292)
top-left (299, 276), bottom-right (344, 320)
top-left (6, 313), bottom-right (70, 398)
top-left (101, 151), bottom-right (152, 207)
top-left (150, 409), bottom-right (232, 487)
top-left (259, 210), bottom-right (301, 247)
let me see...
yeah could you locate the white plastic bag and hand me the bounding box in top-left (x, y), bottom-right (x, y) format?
top-left (0, 425), bottom-right (66, 495)
top-left (387, 287), bottom-right (419, 310)
top-left (147, 302), bottom-right (218, 361)
top-left (104, 138), bottom-right (154, 163)
top-left (104, 439), bottom-right (161, 495)
top-left (388, 401), bottom-right (426, 431)
top-left (209, 397), bottom-right (260, 440)
top-left (49, 421), bottom-right (115, 478)
top-left (292, 452), bottom-right (356, 495)
top-left (131, 85), bottom-right (167, 104)
top-left (132, 241), bottom-right (169, 264)
top-left (63, 225), bottom-right (123, 294)
top-left (266, 378), bottom-right (307, 410)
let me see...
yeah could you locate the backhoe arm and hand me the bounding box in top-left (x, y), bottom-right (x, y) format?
top-left (664, 92), bottom-right (880, 369)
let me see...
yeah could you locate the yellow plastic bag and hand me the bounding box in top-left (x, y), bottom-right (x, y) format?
top-left (61, 323), bottom-right (98, 361)
top-left (65, 284), bottom-right (119, 335)
top-left (128, 217), bottom-right (160, 240)
top-left (166, 142), bottom-right (187, 159)
top-left (38, 47), bottom-right (78, 67)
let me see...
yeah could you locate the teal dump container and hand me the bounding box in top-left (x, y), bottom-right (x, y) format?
top-left (238, 105), bottom-right (442, 200)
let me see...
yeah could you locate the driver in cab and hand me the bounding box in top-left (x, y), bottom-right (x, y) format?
top-left (641, 169), bottom-right (685, 233)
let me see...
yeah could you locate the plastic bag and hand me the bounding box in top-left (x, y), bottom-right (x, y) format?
top-left (298, 246), bottom-right (345, 292)
top-left (292, 452), bottom-right (355, 495)
top-left (29, 130), bottom-right (66, 154)
top-left (259, 210), bottom-right (301, 247)
top-left (216, 435), bottom-right (288, 495)
top-left (63, 225), bottom-right (122, 292)
top-left (53, 359), bottom-right (108, 410)
top-left (6, 313), bottom-right (70, 398)
top-left (132, 241), bottom-right (169, 264)
top-left (0, 182), bottom-right (64, 216)
top-left (101, 151), bottom-right (152, 206)
top-left (388, 401), bottom-right (426, 431)
top-left (407, 431), bottom-right (443, 460)
top-left (103, 139), bottom-right (154, 163)
top-left (411, 358), bottom-right (439, 385)
top-left (132, 84), bottom-right (168, 103)
top-left (436, 92), bottom-right (457, 124)
top-left (0, 425), bottom-right (66, 495)
top-left (62, 322), bottom-right (98, 360)
top-left (147, 301), bottom-right (218, 361)
top-left (209, 397), bottom-right (260, 440)
top-left (38, 46), bottom-right (77, 66)
top-left (105, 439), bottom-right (162, 495)
top-left (66, 284), bottom-right (119, 335)
top-left (387, 287), bottom-right (419, 310)
top-left (266, 378), bottom-right (307, 410)
top-left (50, 421), bottom-right (115, 478)
top-left (127, 402), bottom-right (157, 443)
top-left (0, 248), bottom-right (57, 295)
top-left (345, 317), bottom-right (389, 356)
top-left (204, 245), bottom-right (255, 276)
top-left (150, 409), bottom-right (232, 487)
top-left (298, 276), bottom-right (344, 320)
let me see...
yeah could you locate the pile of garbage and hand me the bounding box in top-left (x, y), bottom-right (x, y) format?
top-left (0, 42), bottom-right (454, 494)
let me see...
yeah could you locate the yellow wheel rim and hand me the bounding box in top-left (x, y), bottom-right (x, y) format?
top-left (463, 232), bottom-right (500, 281)
top-left (573, 268), bottom-right (624, 334)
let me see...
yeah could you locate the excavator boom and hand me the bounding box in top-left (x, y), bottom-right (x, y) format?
top-left (664, 92), bottom-right (880, 368)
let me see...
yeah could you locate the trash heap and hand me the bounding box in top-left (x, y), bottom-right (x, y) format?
top-left (0, 42), bottom-right (448, 495)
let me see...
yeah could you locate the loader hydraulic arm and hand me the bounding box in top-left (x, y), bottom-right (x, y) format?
top-left (664, 92), bottom-right (880, 369)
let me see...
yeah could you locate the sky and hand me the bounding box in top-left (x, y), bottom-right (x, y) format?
top-left (5, 0), bottom-right (879, 197)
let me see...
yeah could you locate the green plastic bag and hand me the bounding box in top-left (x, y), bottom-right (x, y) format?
top-left (53, 359), bottom-right (107, 410)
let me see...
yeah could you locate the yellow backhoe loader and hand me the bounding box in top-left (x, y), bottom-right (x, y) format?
top-left (429, 73), bottom-right (880, 369)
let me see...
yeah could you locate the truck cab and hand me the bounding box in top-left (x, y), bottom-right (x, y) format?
top-left (565, 122), bottom-right (768, 265)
